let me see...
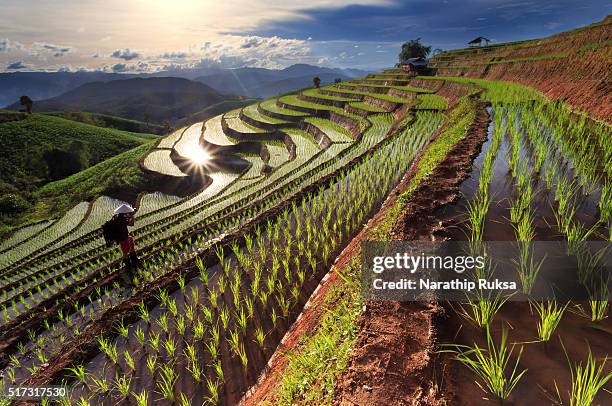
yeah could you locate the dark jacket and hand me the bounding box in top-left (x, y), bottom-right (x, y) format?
top-left (115, 215), bottom-right (131, 242)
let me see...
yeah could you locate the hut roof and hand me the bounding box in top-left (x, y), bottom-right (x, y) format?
top-left (468, 36), bottom-right (491, 44)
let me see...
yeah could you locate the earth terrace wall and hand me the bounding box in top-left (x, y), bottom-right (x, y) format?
top-left (362, 95), bottom-right (399, 112)
top-left (256, 104), bottom-right (304, 123)
top-left (431, 17), bottom-right (612, 122)
top-left (297, 93), bottom-right (347, 109)
top-left (238, 108), bottom-right (299, 132)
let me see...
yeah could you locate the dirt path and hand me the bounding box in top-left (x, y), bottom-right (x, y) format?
top-left (333, 101), bottom-right (490, 405)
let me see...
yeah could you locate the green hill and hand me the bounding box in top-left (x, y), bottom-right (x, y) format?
top-left (43, 111), bottom-right (167, 134)
top-left (0, 111), bottom-right (157, 231)
top-left (29, 142), bottom-right (156, 223)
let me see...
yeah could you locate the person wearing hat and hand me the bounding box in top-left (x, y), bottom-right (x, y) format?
top-left (105, 204), bottom-right (141, 285)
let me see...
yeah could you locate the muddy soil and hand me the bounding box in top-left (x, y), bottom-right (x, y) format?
top-left (433, 16), bottom-right (612, 122)
top-left (332, 101), bottom-right (490, 405)
top-left (437, 302), bottom-right (612, 405)
top-left (430, 107), bottom-right (611, 405)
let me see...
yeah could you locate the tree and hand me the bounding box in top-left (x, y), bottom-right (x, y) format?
top-left (313, 76), bottom-right (321, 88)
top-left (19, 96), bottom-right (33, 114)
top-left (43, 148), bottom-right (82, 180)
top-left (398, 38), bottom-right (431, 64)
top-left (334, 78), bottom-right (342, 84)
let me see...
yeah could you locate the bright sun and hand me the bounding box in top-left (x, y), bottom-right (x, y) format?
top-left (188, 150), bottom-right (211, 165)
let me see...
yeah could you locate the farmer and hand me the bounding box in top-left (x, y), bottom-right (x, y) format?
top-left (104, 204), bottom-right (141, 285)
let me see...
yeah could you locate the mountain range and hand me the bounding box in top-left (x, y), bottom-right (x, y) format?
top-left (6, 77), bottom-right (254, 125)
top-left (0, 64), bottom-right (370, 107)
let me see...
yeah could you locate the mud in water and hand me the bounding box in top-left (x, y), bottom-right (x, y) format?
top-left (438, 302), bottom-right (612, 405)
top-left (433, 107), bottom-right (611, 405)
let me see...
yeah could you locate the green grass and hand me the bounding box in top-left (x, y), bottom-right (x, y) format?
top-left (273, 263), bottom-right (362, 405)
top-left (579, 40), bottom-right (612, 54)
top-left (419, 76), bottom-right (547, 104)
top-left (400, 96), bottom-right (477, 199)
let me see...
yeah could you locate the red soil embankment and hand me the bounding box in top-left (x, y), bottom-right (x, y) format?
top-left (432, 16), bottom-right (612, 122)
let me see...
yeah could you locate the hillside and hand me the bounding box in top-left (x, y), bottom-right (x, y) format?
top-left (29, 142), bottom-right (156, 223)
top-left (1, 60), bottom-right (610, 406)
top-left (430, 15), bottom-right (612, 122)
top-left (0, 112), bottom-right (156, 231)
top-left (8, 77), bottom-right (251, 125)
top-left (0, 71), bottom-right (136, 108)
top-left (195, 64), bottom-right (357, 97)
top-left (44, 111), bottom-right (167, 134)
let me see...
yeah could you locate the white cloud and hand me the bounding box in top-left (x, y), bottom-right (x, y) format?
top-left (31, 42), bottom-right (74, 57)
top-left (197, 35), bottom-right (310, 69)
top-left (111, 48), bottom-right (141, 60)
top-left (0, 38), bottom-right (25, 53)
top-left (160, 51), bottom-right (189, 59)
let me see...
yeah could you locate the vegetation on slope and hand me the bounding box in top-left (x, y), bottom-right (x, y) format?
top-left (428, 16), bottom-right (612, 122)
top-left (0, 112), bottom-right (156, 232)
top-left (44, 111), bottom-right (167, 134)
top-left (28, 142), bottom-right (156, 223)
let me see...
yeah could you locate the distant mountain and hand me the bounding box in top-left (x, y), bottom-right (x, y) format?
top-left (7, 77), bottom-right (249, 124)
top-left (0, 64), bottom-right (371, 107)
top-left (247, 73), bottom-right (350, 98)
top-left (195, 64), bottom-right (370, 97)
top-left (0, 71), bottom-right (138, 108)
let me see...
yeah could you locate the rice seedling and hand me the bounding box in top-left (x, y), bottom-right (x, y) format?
top-left (205, 377), bottom-right (220, 405)
top-left (124, 350), bottom-right (135, 371)
top-left (466, 194), bottom-right (491, 242)
top-left (132, 389), bottom-right (148, 406)
top-left (456, 288), bottom-right (509, 329)
top-left (441, 328), bottom-right (527, 401)
top-left (513, 242), bottom-right (546, 295)
top-left (90, 374), bottom-right (110, 394)
top-left (113, 372), bottom-right (131, 400)
top-left (533, 301), bottom-right (568, 342)
top-left (156, 364), bottom-right (178, 402)
top-left (556, 346), bottom-right (612, 406)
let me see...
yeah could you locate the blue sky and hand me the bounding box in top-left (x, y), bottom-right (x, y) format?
top-left (0, 0), bottom-right (609, 72)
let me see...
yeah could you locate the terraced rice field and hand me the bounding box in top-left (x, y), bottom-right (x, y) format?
top-left (0, 68), bottom-right (444, 402)
top-left (3, 65), bottom-right (608, 406)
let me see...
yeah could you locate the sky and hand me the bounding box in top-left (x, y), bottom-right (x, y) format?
top-left (0, 0), bottom-right (609, 73)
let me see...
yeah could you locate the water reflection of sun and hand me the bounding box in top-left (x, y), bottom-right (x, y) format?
top-left (187, 149), bottom-right (211, 165)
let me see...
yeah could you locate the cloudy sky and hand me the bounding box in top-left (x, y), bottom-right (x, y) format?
top-left (0, 0), bottom-right (609, 73)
